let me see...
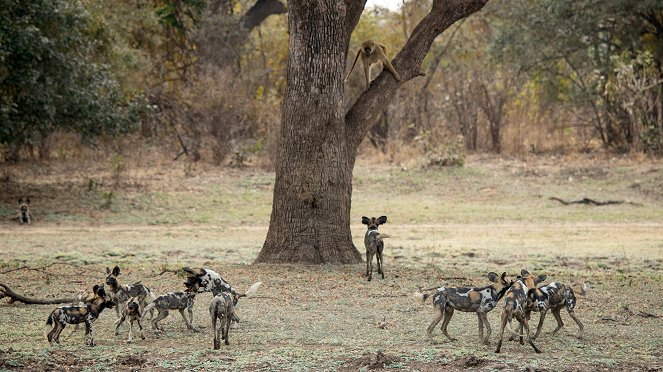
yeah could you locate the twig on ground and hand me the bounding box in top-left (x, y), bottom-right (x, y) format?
top-left (153, 268), bottom-right (181, 277)
top-left (549, 197), bottom-right (643, 207)
top-left (637, 311), bottom-right (661, 318)
top-left (0, 282), bottom-right (76, 304)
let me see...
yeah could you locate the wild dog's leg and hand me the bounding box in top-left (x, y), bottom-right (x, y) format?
top-left (224, 316), bottom-right (231, 345)
top-left (115, 313), bottom-right (127, 335)
top-left (479, 312), bottom-right (492, 344)
top-left (211, 311), bottom-right (220, 350)
top-left (85, 320), bottom-right (94, 346)
top-left (136, 318), bottom-right (146, 340)
top-left (178, 309), bottom-right (192, 330)
top-left (365, 250), bottom-right (370, 278)
top-left (188, 304), bottom-right (198, 332)
top-left (518, 321), bottom-right (524, 345)
top-left (567, 309), bottom-right (584, 339)
top-left (127, 319), bottom-right (134, 343)
top-left (477, 313), bottom-right (484, 342)
top-left (441, 308), bottom-right (456, 341)
top-left (426, 306), bottom-right (444, 341)
top-left (377, 250), bottom-right (384, 279)
top-left (54, 322), bottom-right (66, 344)
top-left (151, 309), bottom-right (168, 331)
top-left (517, 314), bottom-right (541, 353)
top-left (550, 308), bottom-right (564, 336)
top-left (532, 310), bottom-right (547, 340)
top-left (366, 251), bottom-right (374, 281)
top-left (495, 311), bottom-right (509, 353)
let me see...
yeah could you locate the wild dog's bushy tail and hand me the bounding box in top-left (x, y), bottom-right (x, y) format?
top-left (46, 313), bottom-right (53, 326)
top-left (244, 282), bottom-right (262, 298)
top-left (412, 290), bottom-right (431, 305)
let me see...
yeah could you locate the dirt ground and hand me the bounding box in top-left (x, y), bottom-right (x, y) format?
top-left (0, 154), bottom-right (662, 371)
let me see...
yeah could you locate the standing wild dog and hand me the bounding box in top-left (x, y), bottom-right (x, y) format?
top-left (182, 267), bottom-right (262, 299)
top-left (46, 285), bottom-right (114, 346)
top-left (18, 198), bottom-right (31, 225)
top-left (116, 297), bottom-right (146, 342)
top-left (524, 282), bottom-right (584, 340)
top-left (210, 292), bottom-right (240, 349)
top-left (105, 266), bottom-right (155, 321)
top-left (362, 216), bottom-right (388, 281)
top-left (415, 272), bottom-right (513, 344)
top-left (142, 291), bottom-right (197, 332)
top-left (495, 269), bottom-right (547, 354)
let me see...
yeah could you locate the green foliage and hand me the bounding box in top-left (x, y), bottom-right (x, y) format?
top-left (0, 0), bottom-right (138, 156)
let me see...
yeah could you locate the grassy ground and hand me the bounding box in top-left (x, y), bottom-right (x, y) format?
top-left (0, 154), bottom-right (662, 371)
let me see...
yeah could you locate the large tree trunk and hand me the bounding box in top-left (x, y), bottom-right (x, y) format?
top-left (257, 0), bottom-right (489, 264)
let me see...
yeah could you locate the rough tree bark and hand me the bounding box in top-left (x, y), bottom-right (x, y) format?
top-left (256, 0), bottom-right (490, 264)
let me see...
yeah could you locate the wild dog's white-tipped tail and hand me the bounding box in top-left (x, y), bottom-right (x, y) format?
top-left (378, 233), bottom-right (390, 239)
top-left (244, 282), bottom-right (262, 298)
top-left (413, 291), bottom-right (430, 305)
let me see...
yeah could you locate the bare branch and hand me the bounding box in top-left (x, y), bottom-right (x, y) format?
top-left (0, 282), bottom-right (76, 305)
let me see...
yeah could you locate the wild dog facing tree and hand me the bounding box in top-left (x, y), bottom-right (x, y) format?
top-left (18, 198), bottom-right (31, 225)
top-left (525, 282), bottom-right (584, 340)
top-left (45, 285), bottom-right (114, 346)
top-left (495, 269), bottom-right (547, 354)
top-left (415, 272), bottom-right (513, 345)
top-left (362, 216), bottom-right (388, 281)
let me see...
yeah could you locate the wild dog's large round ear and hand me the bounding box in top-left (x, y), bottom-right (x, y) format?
top-left (112, 266), bottom-right (121, 276)
top-left (378, 216), bottom-right (387, 224)
top-left (93, 284), bottom-right (100, 293)
top-left (501, 272), bottom-right (507, 281)
top-left (106, 267), bottom-right (111, 274)
top-left (520, 269), bottom-right (530, 277)
top-left (361, 217), bottom-right (370, 225)
top-left (487, 272), bottom-right (499, 282)
top-left (536, 274), bottom-right (547, 284)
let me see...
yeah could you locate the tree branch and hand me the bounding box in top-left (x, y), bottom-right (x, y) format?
top-left (345, 0), bottom-right (489, 147)
top-left (0, 282), bottom-right (76, 305)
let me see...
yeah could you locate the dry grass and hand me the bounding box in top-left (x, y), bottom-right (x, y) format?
top-left (0, 154), bottom-right (662, 371)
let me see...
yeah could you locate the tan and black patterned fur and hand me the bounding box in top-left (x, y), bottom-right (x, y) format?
top-left (525, 282), bottom-right (584, 340)
top-left (495, 269), bottom-right (546, 353)
top-left (45, 285), bottom-right (114, 346)
top-left (362, 216), bottom-right (387, 281)
top-left (417, 272), bottom-right (513, 344)
top-left (209, 292), bottom-right (240, 349)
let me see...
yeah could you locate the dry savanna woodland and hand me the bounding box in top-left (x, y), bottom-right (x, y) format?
top-left (1, 0), bottom-right (663, 371)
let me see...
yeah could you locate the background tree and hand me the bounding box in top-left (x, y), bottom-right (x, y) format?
top-left (255, 0), bottom-right (490, 264)
top-left (0, 0), bottom-right (136, 161)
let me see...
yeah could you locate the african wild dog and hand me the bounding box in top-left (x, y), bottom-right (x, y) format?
top-left (141, 291), bottom-right (197, 332)
top-left (182, 267), bottom-right (262, 299)
top-left (415, 272), bottom-right (513, 344)
top-left (105, 266), bottom-right (155, 321)
top-left (115, 297), bottom-right (146, 342)
top-left (18, 198), bottom-right (31, 225)
top-left (45, 285), bottom-right (114, 346)
top-left (495, 269), bottom-right (546, 354)
top-left (210, 292), bottom-right (241, 349)
top-left (362, 216), bottom-right (388, 281)
top-left (523, 282), bottom-right (584, 340)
